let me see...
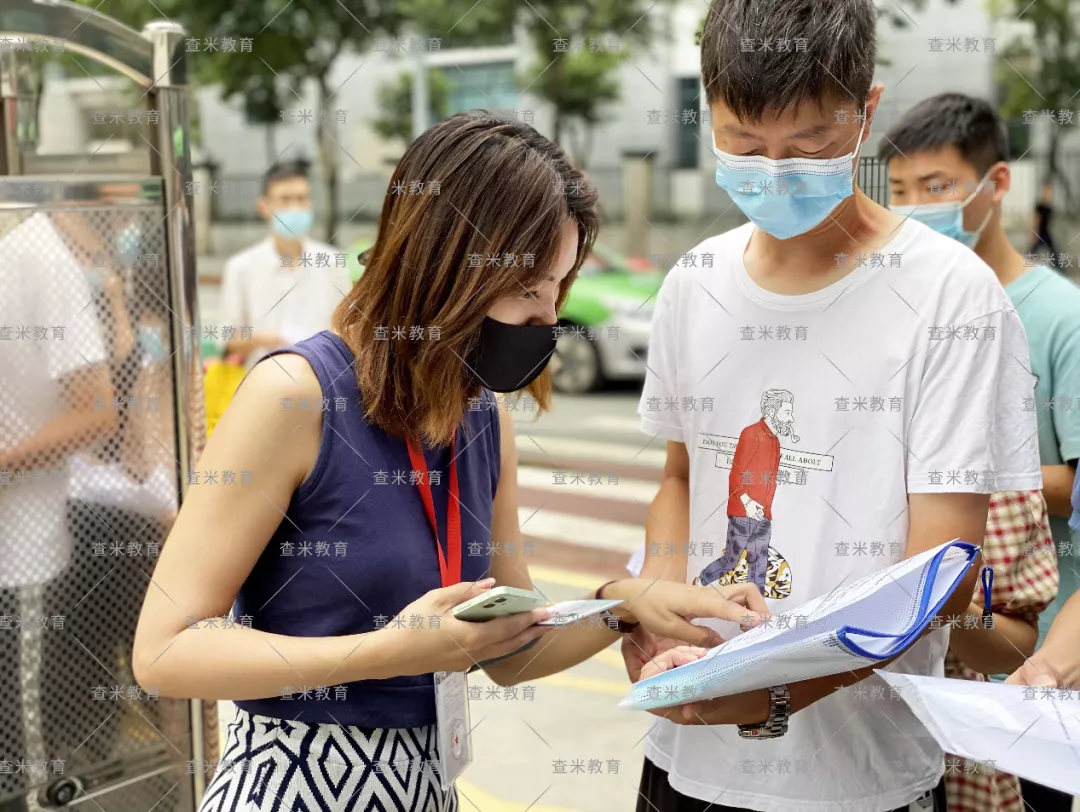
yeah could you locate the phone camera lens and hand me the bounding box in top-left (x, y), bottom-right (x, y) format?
top-left (483, 602), bottom-right (496, 608)
top-left (494, 597), bottom-right (506, 603)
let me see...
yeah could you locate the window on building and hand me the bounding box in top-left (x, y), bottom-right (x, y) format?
top-left (438, 61), bottom-right (518, 121)
top-left (675, 76), bottom-right (701, 170)
top-left (1006, 118), bottom-right (1030, 160)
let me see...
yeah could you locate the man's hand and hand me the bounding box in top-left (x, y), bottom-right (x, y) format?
top-left (620, 627), bottom-right (698, 683)
top-left (638, 644), bottom-right (708, 681)
top-left (633, 643), bottom-right (771, 726)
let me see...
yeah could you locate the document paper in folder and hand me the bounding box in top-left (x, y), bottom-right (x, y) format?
top-left (622, 540), bottom-right (978, 711)
top-left (879, 672), bottom-right (1080, 796)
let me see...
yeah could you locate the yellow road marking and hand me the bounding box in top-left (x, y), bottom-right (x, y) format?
top-left (456, 779), bottom-right (582, 812)
top-left (592, 647), bottom-right (626, 671)
top-left (538, 672), bottom-right (628, 697)
top-left (528, 564), bottom-right (616, 590)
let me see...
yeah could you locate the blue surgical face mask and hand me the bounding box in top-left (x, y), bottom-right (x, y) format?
top-left (115, 223), bottom-right (143, 267)
top-left (711, 116), bottom-right (866, 240)
top-left (271, 207), bottom-right (314, 239)
top-left (139, 324), bottom-right (170, 363)
top-left (889, 173), bottom-right (993, 249)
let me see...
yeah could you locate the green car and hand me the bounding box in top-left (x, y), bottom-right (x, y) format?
top-left (347, 238), bottom-right (662, 394)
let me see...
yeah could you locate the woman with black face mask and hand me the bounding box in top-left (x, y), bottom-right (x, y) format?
top-left (131, 111), bottom-right (767, 812)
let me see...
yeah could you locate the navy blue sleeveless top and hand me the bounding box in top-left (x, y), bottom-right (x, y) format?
top-left (232, 331), bottom-right (500, 727)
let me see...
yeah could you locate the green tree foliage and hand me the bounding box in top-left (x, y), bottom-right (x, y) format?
top-left (372, 69), bottom-right (456, 148)
top-left (987, 0), bottom-right (1080, 208)
top-left (75, 0), bottom-right (407, 241)
top-left (514, 0), bottom-right (674, 167)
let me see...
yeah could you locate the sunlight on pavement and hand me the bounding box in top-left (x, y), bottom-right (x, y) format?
top-left (456, 779), bottom-right (582, 812)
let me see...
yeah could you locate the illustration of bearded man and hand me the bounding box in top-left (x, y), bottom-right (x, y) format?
top-left (698, 388), bottom-right (798, 591)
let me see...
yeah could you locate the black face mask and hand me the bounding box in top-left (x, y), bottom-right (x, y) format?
top-left (470, 317), bottom-right (558, 393)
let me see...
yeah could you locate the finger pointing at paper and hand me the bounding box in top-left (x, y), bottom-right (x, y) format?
top-left (599, 578), bottom-right (771, 648)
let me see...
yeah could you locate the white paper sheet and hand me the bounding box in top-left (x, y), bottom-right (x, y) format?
top-left (621, 540), bottom-right (978, 710)
top-left (537, 599), bottom-right (624, 627)
top-left (879, 672), bottom-right (1080, 796)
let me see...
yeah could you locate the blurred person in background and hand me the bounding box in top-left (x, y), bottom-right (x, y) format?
top-left (220, 159), bottom-right (350, 367)
top-left (50, 186), bottom-right (180, 775)
top-left (132, 112), bottom-right (768, 812)
top-left (620, 0), bottom-right (1039, 810)
top-left (0, 204), bottom-right (113, 812)
top-left (881, 92), bottom-right (1080, 812)
top-left (1030, 179), bottom-right (1059, 267)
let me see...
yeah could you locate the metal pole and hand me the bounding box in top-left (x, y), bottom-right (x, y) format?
top-left (0, 49), bottom-right (23, 176)
top-left (412, 38), bottom-right (428, 141)
top-left (142, 19), bottom-right (210, 807)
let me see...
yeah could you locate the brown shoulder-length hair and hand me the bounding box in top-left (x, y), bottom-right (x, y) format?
top-left (333, 111), bottom-right (599, 446)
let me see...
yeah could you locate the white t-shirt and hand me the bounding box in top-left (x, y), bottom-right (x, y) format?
top-left (0, 212), bottom-right (108, 588)
top-left (220, 235), bottom-right (351, 364)
top-left (637, 220), bottom-right (1040, 812)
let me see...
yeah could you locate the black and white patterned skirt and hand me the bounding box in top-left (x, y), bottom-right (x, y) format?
top-left (199, 707), bottom-right (458, 812)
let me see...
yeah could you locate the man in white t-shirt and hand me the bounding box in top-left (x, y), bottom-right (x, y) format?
top-left (220, 159), bottom-right (351, 367)
top-left (0, 212), bottom-right (112, 589)
top-left (621, 1), bottom-right (1041, 811)
top-left (1, 210), bottom-right (113, 810)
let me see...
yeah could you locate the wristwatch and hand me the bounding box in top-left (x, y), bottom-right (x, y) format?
top-left (737, 685), bottom-right (791, 739)
top-left (595, 580), bottom-right (640, 634)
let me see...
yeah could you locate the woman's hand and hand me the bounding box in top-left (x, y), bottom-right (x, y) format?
top-left (1005, 653), bottom-right (1063, 688)
top-left (604, 579), bottom-right (770, 648)
top-left (381, 578), bottom-right (555, 676)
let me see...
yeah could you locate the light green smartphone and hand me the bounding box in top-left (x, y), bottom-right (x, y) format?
top-left (451, 586), bottom-right (548, 622)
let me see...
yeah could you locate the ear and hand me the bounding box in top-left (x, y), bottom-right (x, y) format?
top-left (988, 161), bottom-right (1011, 204)
top-left (255, 197), bottom-right (270, 221)
top-left (865, 83), bottom-right (886, 133)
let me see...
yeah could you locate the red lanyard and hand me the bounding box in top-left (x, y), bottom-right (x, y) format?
top-left (406, 437), bottom-right (462, 588)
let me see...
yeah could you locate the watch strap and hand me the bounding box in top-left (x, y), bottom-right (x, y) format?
top-left (737, 685), bottom-right (791, 739)
top-left (595, 580), bottom-right (640, 633)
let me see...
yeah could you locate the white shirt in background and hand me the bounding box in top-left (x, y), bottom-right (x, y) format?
top-left (0, 212), bottom-right (108, 588)
top-left (636, 219), bottom-right (1040, 812)
top-left (220, 235), bottom-right (352, 365)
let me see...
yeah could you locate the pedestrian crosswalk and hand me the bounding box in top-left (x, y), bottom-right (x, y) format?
top-left (515, 465), bottom-right (659, 503)
top-left (513, 433), bottom-right (666, 469)
top-left (518, 507), bottom-right (644, 554)
top-left (510, 404), bottom-right (659, 561)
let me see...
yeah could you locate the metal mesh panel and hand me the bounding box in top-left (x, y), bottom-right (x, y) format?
top-left (0, 199), bottom-right (195, 810)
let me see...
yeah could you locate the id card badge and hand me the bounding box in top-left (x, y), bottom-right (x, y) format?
top-left (434, 670), bottom-right (472, 791)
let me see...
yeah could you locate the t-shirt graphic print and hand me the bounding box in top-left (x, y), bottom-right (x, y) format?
top-left (694, 396), bottom-right (807, 599)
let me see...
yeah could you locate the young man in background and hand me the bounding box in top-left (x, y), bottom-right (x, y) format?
top-left (220, 159), bottom-right (350, 367)
top-left (624, 2), bottom-right (1041, 810)
top-left (881, 93), bottom-right (1080, 812)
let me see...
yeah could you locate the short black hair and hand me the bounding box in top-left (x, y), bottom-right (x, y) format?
top-left (878, 93), bottom-right (1009, 175)
top-left (700, 0), bottom-right (877, 122)
top-left (261, 159), bottom-right (310, 195)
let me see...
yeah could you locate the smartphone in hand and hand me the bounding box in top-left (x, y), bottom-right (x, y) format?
top-left (451, 586), bottom-right (548, 622)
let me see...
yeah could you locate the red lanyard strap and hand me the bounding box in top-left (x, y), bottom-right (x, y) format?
top-left (406, 437), bottom-right (462, 588)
